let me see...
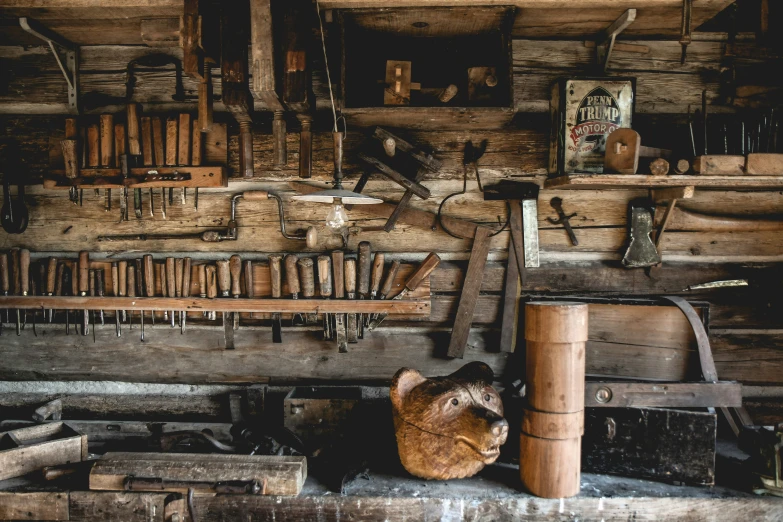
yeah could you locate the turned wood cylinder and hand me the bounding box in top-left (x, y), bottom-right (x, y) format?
top-left (520, 301), bottom-right (588, 499)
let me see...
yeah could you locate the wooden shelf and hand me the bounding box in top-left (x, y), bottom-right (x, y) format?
top-left (44, 166), bottom-right (228, 190)
top-left (545, 174), bottom-right (783, 190)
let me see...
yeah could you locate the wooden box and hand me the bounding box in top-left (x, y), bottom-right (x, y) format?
top-left (284, 386), bottom-right (362, 453)
top-left (0, 422), bottom-right (88, 481)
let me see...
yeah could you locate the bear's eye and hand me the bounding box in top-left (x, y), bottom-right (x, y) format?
top-left (484, 394), bottom-right (492, 402)
top-left (451, 398), bottom-right (459, 406)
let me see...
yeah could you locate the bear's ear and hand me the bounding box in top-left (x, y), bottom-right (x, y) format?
top-left (449, 361), bottom-right (494, 386)
top-left (391, 368), bottom-right (427, 411)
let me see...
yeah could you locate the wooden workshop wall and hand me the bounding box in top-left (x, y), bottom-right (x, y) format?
top-left (0, 25), bottom-right (782, 421)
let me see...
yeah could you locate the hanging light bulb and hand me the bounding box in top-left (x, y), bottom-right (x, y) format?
top-left (325, 198), bottom-right (348, 231)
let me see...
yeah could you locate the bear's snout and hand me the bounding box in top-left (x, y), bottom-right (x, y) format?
top-left (491, 418), bottom-right (509, 439)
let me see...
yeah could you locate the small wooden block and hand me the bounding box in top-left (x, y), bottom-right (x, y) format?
top-left (745, 153), bottom-right (783, 175)
top-left (604, 128), bottom-right (640, 174)
top-left (692, 155), bottom-right (745, 175)
top-left (384, 60), bottom-right (412, 106)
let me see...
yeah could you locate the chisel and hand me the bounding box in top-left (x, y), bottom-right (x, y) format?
top-left (115, 121), bottom-right (127, 218)
top-left (331, 250), bottom-right (346, 352)
top-left (19, 249), bottom-right (30, 334)
top-left (357, 241), bottom-right (371, 338)
top-left (143, 254), bottom-right (155, 327)
top-left (78, 251), bottom-right (89, 336)
top-left (65, 263), bottom-right (76, 334)
top-left (95, 268), bottom-right (105, 337)
top-left (198, 264), bottom-right (207, 318)
top-left (368, 253), bottom-right (441, 331)
top-left (269, 255), bottom-right (283, 343)
top-left (244, 259), bottom-right (253, 322)
top-left (371, 260), bottom-right (400, 324)
top-left (318, 255), bottom-right (333, 341)
top-left (166, 257), bottom-right (176, 328)
top-left (100, 114), bottom-right (114, 213)
top-left (118, 260), bottom-right (127, 324)
top-left (10, 248), bottom-right (20, 333)
top-left (54, 263), bottom-right (64, 331)
top-left (297, 257), bottom-right (316, 326)
top-left (180, 257), bottom-right (191, 333)
top-left (88, 268), bottom-right (96, 342)
top-left (127, 103), bottom-right (143, 218)
top-left (285, 255), bottom-right (305, 326)
top-left (175, 258), bottom-right (183, 326)
top-left (344, 258), bottom-right (358, 344)
top-left (206, 264), bottom-right (217, 321)
top-left (63, 118), bottom-right (79, 204)
top-left (229, 255), bottom-right (242, 329)
top-left (370, 253), bottom-right (385, 304)
top-left (46, 257), bottom-right (57, 323)
top-left (111, 261), bottom-right (120, 337)
top-left (0, 253), bottom-right (8, 329)
top-left (127, 264), bottom-right (136, 331)
top-left (216, 260), bottom-right (233, 349)
top-left (158, 262), bottom-right (168, 323)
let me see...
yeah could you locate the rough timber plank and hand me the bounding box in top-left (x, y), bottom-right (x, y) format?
top-left (0, 492), bottom-right (69, 521)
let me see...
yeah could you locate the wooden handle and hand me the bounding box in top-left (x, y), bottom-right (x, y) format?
top-left (344, 259), bottom-right (356, 294)
top-left (216, 260), bottom-right (230, 296)
top-left (371, 253), bottom-right (384, 294)
top-left (143, 255), bottom-right (154, 297)
top-left (54, 263), bottom-right (64, 296)
top-left (0, 253), bottom-right (8, 294)
top-left (127, 265), bottom-right (136, 298)
top-left (273, 111), bottom-right (286, 166)
top-left (151, 117), bottom-right (164, 166)
top-left (141, 116), bottom-right (153, 166)
top-left (285, 255), bottom-right (299, 295)
top-left (229, 255), bottom-right (242, 297)
top-left (9, 249), bottom-right (19, 295)
top-left (242, 191), bottom-right (270, 200)
top-left (198, 264), bottom-right (207, 297)
top-left (46, 257), bottom-right (57, 295)
top-left (65, 117), bottom-right (78, 140)
top-left (297, 258), bottom-right (315, 298)
top-left (175, 258), bottom-right (184, 297)
top-left (299, 116), bottom-right (312, 178)
top-left (357, 241), bottom-right (371, 296)
top-left (87, 124), bottom-right (100, 167)
top-left (89, 269), bottom-right (95, 297)
top-left (191, 118), bottom-right (203, 166)
top-left (166, 258), bottom-right (176, 299)
top-left (206, 265), bottom-right (217, 299)
top-left (182, 258), bottom-right (191, 298)
top-left (111, 262), bottom-right (119, 297)
top-left (178, 113), bottom-right (191, 166)
top-left (405, 253), bottom-right (440, 292)
top-left (134, 259), bottom-right (143, 297)
top-left (244, 260), bottom-right (253, 298)
top-left (126, 103), bottom-right (141, 156)
top-left (331, 251), bottom-right (344, 299)
top-left (380, 260), bottom-right (401, 297)
top-left (269, 255), bottom-right (282, 298)
top-left (19, 249), bottom-right (30, 295)
top-left (61, 140), bottom-right (79, 180)
top-left (74, 251), bottom-right (87, 295)
top-left (239, 123), bottom-right (254, 178)
top-left (165, 117), bottom-right (178, 166)
top-left (100, 114), bottom-right (114, 167)
top-left (158, 263), bottom-right (166, 297)
top-left (70, 261), bottom-right (78, 297)
top-left (94, 267), bottom-right (104, 298)
top-left (118, 260), bottom-right (127, 297)
top-left (317, 255), bottom-right (332, 297)
top-left (114, 123), bottom-right (126, 166)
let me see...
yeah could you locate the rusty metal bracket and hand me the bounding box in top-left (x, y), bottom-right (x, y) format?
top-left (18, 17), bottom-right (79, 113)
top-left (596, 9), bottom-right (637, 72)
top-left (680, 0), bottom-right (693, 64)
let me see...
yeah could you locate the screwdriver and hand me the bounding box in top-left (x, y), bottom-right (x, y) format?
top-left (368, 253), bottom-right (441, 331)
top-left (229, 255), bottom-right (242, 330)
top-left (318, 255), bottom-right (333, 341)
top-left (269, 255), bottom-right (282, 343)
top-left (206, 265), bottom-right (217, 321)
top-left (181, 257), bottom-right (191, 334)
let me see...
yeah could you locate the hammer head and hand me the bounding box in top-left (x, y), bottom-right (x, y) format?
top-left (483, 180), bottom-right (540, 201)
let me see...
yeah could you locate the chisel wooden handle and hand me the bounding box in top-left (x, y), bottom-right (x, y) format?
top-left (9, 249), bottom-right (19, 295)
top-left (269, 255), bottom-right (282, 299)
top-left (46, 257), bottom-right (57, 296)
top-left (54, 263), bottom-right (63, 297)
top-left (332, 251), bottom-right (344, 299)
top-left (405, 253), bottom-right (441, 292)
top-left (380, 260), bottom-right (401, 298)
top-left (198, 264), bottom-right (207, 297)
top-left (61, 139), bottom-right (79, 180)
top-left (166, 258), bottom-right (176, 299)
top-left (19, 249), bottom-right (30, 296)
top-left (141, 116), bottom-right (153, 166)
top-left (229, 255), bottom-right (242, 297)
top-left (118, 260), bottom-right (127, 298)
top-left (89, 269), bottom-right (95, 297)
top-left (216, 260), bottom-right (230, 297)
top-left (175, 258), bottom-right (184, 297)
top-left (65, 117), bottom-right (78, 140)
top-left (95, 267), bottom-right (104, 299)
top-left (318, 255), bottom-right (332, 297)
top-left (178, 113), bottom-right (191, 166)
top-left (370, 253), bottom-right (384, 296)
top-left (126, 103), bottom-right (141, 156)
top-left (157, 263), bottom-right (166, 297)
top-left (114, 123), bottom-right (126, 166)
top-left (111, 262), bottom-right (119, 297)
top-left (73, 251), bottom-right (87, 296)
top-left (165, 117), bottom-right (178, 166)
top-left (127, 266), bottom-right (136, 298)
top-left (143, 255), bottom-right (154, 297)
top-left (151, 117), bottom-right (164, 166)
top-left (285, 255), bottom-right (299, 295)
top-left (344, 259), bottom-right (356, 296)
top-left (297, 258), bottom-right (315, 298)
top-left (134, 259), bottom-right (143, 297)
top-left (0, 253), bottom-right (8, 295)
top-left (191, 118), bottom-right (202, 166)
top-left (87, 124), bottom-right (100, 167)
top-left (244, 260), bottom-right (253, 303)
top-left (206, 265), bottom-right (217, 299)
top-left (357, 241), bottom-right (371, 297)
top-left (100, 114), bottom-right (114, 167)
top-left (182, 258), bottom-right (191, 298)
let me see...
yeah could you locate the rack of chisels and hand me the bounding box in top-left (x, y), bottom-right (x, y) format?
top-left (0, 247), bottom-right (439, 352)
top-left (46, 103), bottom-right (227, 219)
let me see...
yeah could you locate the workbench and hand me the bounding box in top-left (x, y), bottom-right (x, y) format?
top-left (1, 466), bottom-right (781, 521)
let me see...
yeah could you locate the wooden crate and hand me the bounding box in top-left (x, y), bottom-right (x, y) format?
top-left (0, 422), bottom-right (88, 481)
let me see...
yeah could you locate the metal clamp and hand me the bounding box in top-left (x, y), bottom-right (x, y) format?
top-left (19, 17), bottom-right (79, 113)
top-left (596, 9), bottom-right (637, 71)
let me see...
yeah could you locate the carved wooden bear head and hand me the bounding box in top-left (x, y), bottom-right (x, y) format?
top-left (390, 361), bottom-right (508, 480)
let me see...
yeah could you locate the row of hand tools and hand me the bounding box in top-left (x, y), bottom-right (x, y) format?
top-left (0, 246), bottom-right (440, 353)
top-left (61, 103), bottom-right (204, 218)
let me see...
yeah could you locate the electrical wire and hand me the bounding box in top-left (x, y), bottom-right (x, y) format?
top-left (315, 0), bottom-right (338, 133)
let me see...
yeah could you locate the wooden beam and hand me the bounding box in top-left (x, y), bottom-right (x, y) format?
top-left (0, 493), bottom-right (69, 521)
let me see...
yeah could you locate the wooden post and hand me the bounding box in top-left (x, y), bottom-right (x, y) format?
top-left (520, 302), bottom-right (588, 499)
